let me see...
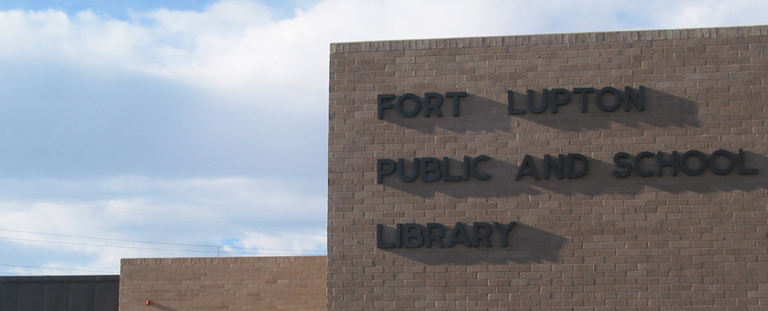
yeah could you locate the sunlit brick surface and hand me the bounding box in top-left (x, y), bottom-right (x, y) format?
top-left (119, 256), bottom-right (326, 310)
top-left (328, 26), bottom-right (768, 310)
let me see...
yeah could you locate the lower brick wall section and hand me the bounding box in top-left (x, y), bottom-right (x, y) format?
top-left (119, 256), bottom-right (326, 311)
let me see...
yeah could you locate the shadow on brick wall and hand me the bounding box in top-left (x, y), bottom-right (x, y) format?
top-left (381, 223), bottom-right (568, 265)
top-left (378, 88), bottom-right (699, 134)
top-left (381, 157), bottom-right (542, 197)
top-left (377, 93), bottom-right (512, 134)
top-left (382, 152), bottom-right (766, 197)
top-left (532, 151), bottom-right (767, 195)
top-left (145, 303), bottom-right (177, 311)
top-left (503, 88), bottom-right (700, 131)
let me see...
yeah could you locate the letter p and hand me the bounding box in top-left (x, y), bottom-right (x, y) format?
top-left (377, 159), bottom-right (396, 183)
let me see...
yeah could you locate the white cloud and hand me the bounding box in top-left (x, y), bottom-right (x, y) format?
top-left (641, 0), bottom-right (768, 29)
top-left (0, 176), bottom-right (326, 274)
top-left (233, 231), bottom-right (326, 256)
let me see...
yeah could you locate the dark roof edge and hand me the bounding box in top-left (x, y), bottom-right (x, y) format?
top-left (330, 24), bottom-right (768, 53)
top-left (0, 275), bottom-right (119, 283)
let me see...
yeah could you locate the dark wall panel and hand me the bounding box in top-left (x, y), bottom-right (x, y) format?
top-left (0, 282), bottom-right (19, 310)
top-left (0, 276), bottom-right (118, 311)
top-left (69, 283), bottom-right (95, 311)
top-left (95, 282), bottom-right (119, 311)
top-left (43, 283), bottom-right (68, 311)
top-left (18, 283), bottom-right (44, 311)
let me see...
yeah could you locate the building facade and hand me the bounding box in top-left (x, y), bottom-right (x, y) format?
top-left (119, 256), bottom-right (326, 310)
top-left (328, 26), bottom-right (768, 309)
top-left (0, 275), bottom-right (119, 311)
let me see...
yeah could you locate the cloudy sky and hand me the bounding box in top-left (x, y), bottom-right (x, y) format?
top-left (0, 0), bottom-right (765, 276)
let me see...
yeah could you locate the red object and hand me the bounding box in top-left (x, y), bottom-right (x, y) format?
top-left (145, 300), bottom-right (152, 306)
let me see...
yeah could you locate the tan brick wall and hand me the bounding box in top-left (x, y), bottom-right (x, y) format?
top-left (119, 256), bottom-right (326, 311)
top-left (328, 26), bottom-right (768, 310)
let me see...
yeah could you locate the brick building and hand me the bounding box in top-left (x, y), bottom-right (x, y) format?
top-left (118, 256), bottom-right (326, 310)
top-left (328, 25), bottom-right (768, 309)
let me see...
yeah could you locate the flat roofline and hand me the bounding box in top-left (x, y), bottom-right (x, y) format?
top-left (330, 24), bottom-right (768, 53)
top-left (0, 275), bottom-right (119, 283)
top-left (121, 255), bottom-right (327, 265)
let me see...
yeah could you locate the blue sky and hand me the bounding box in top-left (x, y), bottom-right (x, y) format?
top-left (0, 0), bottom-right (316, 19)
top-left (0, 0), bottom-right (765, 276)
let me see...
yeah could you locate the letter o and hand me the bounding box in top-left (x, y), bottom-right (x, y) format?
top-left (596, 87), bottom-right (622, 112)
top-left (396, 94), bottom-right (421, 117)
top-left (708, 149), bottom-right (736, 175)
top-left (680, 150), bottom-right (707, 176)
